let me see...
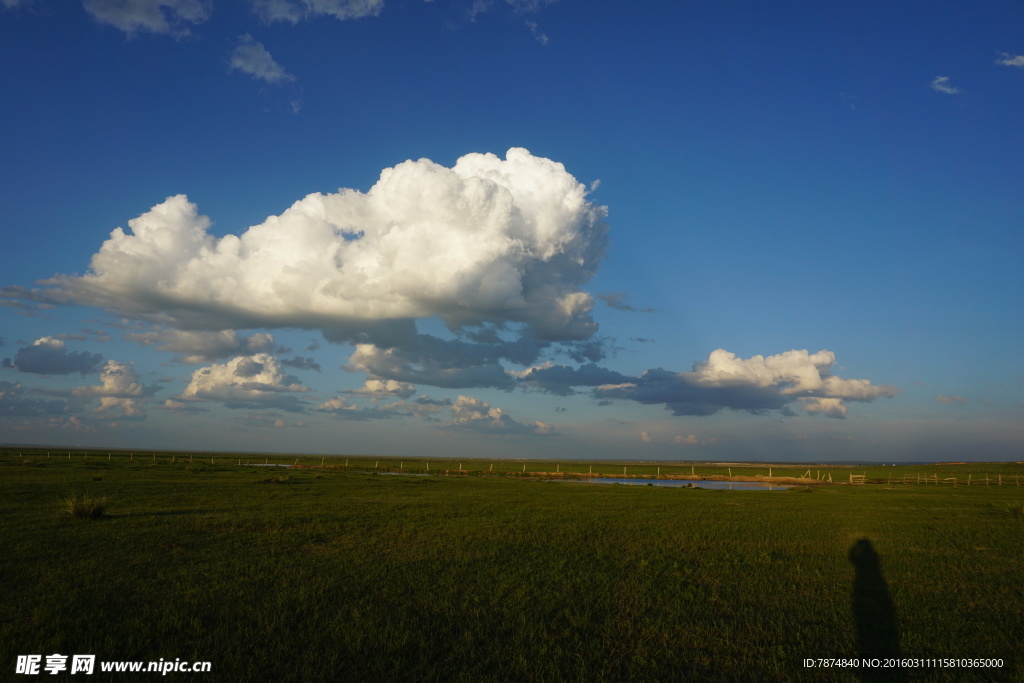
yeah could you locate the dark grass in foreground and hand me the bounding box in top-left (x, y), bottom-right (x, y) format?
top-left (1, 454), bottom-right (1022, 681)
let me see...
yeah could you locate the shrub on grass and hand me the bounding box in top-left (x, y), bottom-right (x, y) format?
top-left (61, 492), bottom-right (108, 519)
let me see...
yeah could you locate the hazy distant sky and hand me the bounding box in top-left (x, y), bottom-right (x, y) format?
top-left (2, 1), bottom-right (1022, 461)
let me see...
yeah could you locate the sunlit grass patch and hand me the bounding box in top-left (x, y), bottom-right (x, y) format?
top-left (1001, 501), bottom-right (1024, 520)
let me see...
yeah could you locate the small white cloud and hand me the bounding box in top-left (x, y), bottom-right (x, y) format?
top-left (72, 360), bottom-right (157, 418)
top-left (250, 0), bottom-right (383, 24)
top-left (936, 394), bottom-right (967, 406)
top-left (507, 0), bottom-right (554, 11)
top-left (83, 0), bottom-right (210, 37)
top-left (524, 20), bottom-right (548, 45)
top-left (345, 379), bottom-right (416, 399)
top-left (230, 34), bottom-right (295, 84)
top-left (930, 76), bottom-right (959, 95)
top-left (996, 53), bottom-right (1024, 68)
top-left (72, 360), bottom-right (153, 399)
top-left (445, 394), bottom-right (551, 435)
top-left (639, 430), bottom-right (651, 443)
top-left (799, 396), bottom-right (847, 419)
top-left (316, 397), bottom-right (357, 412)
top-left (163, 398), bottom-right (207, 412)
top-left (376, 395), bottom-right (451, 418)
top-left (674, 434), bottom-right (698, 445)
top-left (468, 0), bottom-right (489, 21)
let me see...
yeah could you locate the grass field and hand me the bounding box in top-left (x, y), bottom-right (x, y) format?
top-left (2, 449), bottom-right (1022, 681)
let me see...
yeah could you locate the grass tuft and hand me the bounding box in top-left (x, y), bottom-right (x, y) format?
top-left (1002, 501), bottom-right (1024, 520)
top-left (61, 491), bottom-right (108, 519)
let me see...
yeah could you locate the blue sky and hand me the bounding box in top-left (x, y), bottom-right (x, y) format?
top-left (2, 0), bottom-right (1022, 462)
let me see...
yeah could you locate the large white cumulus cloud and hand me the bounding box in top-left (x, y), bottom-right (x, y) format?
top-left (175, 353), bottom-right (309, 411)
top-left (51, 148), bottom-right (608, 346)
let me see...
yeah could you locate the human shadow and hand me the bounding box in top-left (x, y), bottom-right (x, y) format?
top-left (848, 538), bottom-right (905, 682)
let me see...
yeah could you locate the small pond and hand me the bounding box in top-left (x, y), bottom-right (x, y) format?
top-left (564, 477), bottom-right (791, 491)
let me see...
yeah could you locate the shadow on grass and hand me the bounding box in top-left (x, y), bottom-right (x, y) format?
top-left (849, 538), bottom-right (905, 682)
top-left (106, 510), bottom-right (217, 518)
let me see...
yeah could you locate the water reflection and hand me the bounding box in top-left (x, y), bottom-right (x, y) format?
top-left (566, 478), bottom-right (791, 490)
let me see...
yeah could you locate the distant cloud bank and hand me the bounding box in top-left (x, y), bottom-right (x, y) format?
top-left (594, 349), bottom-right (896, 420)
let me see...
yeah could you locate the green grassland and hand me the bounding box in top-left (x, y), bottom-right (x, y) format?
top-left (1, 449), bottom-right (1022, 681)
